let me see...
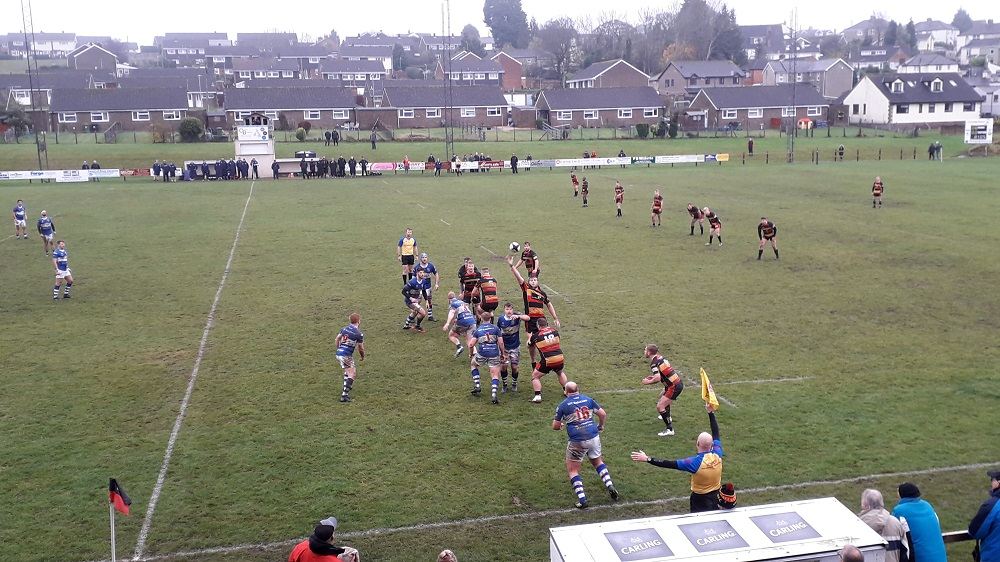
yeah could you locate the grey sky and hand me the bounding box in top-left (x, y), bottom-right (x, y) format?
top-left (13, 0), bottom-right (981, 46)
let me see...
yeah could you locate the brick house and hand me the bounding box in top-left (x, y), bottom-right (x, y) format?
top-left (224, 86), bottom-right (358, 130)
top-left (442, 58), bottom-right (504, 86)
top-left (489, 51), bottom-right (524, 91)
top-left (320, 59), bottom-right (388, 85)
top-left (232, 57), bottom-right (301, 81)
top-left (743, 58), bottom-right (770, 86)
top-left (271, 43), bottom-right (333, 77)
top-left (50, 88), bottom-right (189, 132)
top-left (205, 45), bottom-right (262, 79)
top-left (236, 32), bottom-right (297, 51)
top-left (158, 32), bottom-right (230, 67)
top-left (356, 85), bottom-right (508, 130)
top-left (842, 72), bottom-right (983, 126)
top-left (66, 43), bottom-right (118, 71)
top-left (848, 46), bottom-right (912, 72)
top-left (535, 87), bottom-right (663, 127)
top-left (686, 84), bottom-right (829, 130)
top-left (649, 60), bottom-right (744, 98)
top-left (113, 68), bottom-right (218, 109)
top-left (566, 59), bottom-right (649, 89)
top-left (338, 45), bottom-right (394, 73)
top-left (762, 58), bottom-right (854, 99)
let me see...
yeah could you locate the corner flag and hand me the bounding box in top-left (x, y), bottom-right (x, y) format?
top-left (109, 479), bottom-right (131, 516)
top-left (700, 368), bottom-right (720, 409)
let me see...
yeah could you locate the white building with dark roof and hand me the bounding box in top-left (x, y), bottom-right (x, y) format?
top-left (842, 73), bottom-right (983, 125)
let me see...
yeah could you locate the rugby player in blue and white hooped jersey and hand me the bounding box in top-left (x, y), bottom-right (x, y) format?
top-left (401, 269), bottom-right (428, 333)
top-left (51, 240), bottom-right (74, 300)
top-left (414, 253), bottom-right (439, 321)
top-left (37, 210), bottom-right (56, 255)
top-left (12, 200), bottom-right (28, 239)
top-left (497, 302), bottom-right (530, 393)
top-left (335, 313), bottom-right (366, 403)
top-left (442, 291), bottom-right (477, 358)
top-left (469, 311), bottom-right (506, 404)
top-left (552, 381), bottom-right (619, 509)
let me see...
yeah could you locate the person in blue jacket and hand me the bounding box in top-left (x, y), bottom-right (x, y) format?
top-left (969, 470), bottom-right (1000, 562)
top-left (891, 482), bottom-right (946, 562)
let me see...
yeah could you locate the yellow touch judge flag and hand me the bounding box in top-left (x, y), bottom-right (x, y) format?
top-left (700, 368), bottom-right (720, 409)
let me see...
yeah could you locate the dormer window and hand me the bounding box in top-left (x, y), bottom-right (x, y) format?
top-left (891, 80), bottom-right (904, 93)
top-left (930, 79), bottom-right (943, 93)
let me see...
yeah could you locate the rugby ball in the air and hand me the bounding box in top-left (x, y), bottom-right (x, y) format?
top-left (509, 242), bottom-right (520, 253)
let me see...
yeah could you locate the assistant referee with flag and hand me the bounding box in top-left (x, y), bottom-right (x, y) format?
top-left (631, 369), bottom-right (725, 512)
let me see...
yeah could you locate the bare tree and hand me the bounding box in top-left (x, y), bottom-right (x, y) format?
top-left (539, 18), bottom-right (579, 81)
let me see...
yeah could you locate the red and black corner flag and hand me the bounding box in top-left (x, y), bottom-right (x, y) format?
top-left (109, 478), bottom-right (131, 516)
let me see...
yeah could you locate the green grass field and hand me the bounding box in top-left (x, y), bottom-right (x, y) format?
top-left (1, 157), bottom-right (998, 562)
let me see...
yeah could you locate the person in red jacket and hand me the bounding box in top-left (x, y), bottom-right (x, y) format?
top-left (288, 517), bottom-right (359, 562)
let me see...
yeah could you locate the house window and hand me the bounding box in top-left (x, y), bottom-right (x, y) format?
top-left (557, 111), bottom-right (573, 121)
top-left (896, 104), bottom-right (909, 114)
top-left (584, 110), bottom-right (598, 120)
top-left (90, 112), bottom-right (109, 122)
top-left (398, 109), bottom-right (414, 118)
top-left (332, 109), bottom-right (349, 119)
top-left (688, 78), bottom-right (698, 86)
top-left (851, 104), bottom-right (859, 115)
top-left (644, 108), bottom-right (657, 118)
top-left (782, 107), bottom-right (795, 117)
top-left (236, 111), bottom-right (251, 120)
top-left (703, 78), bottom-right (711, 85)
top-left (253, 71), bottom-right (265, 78)
top-left (807, 106), bottom-right (822, 116)
top-left (732, 77), bottom-right (739, 85)
top-left (354, 73), bottom-right (366, 80)
top-left (264, 111), bottom-right (278, 119)
top-left (721, 109), bottom-right (738, 119)
top-left (14, 90), bottom-right (30, 102)
top-left (309, 57), bottom-right (320, 63)
top-left (131, 111), bottom-right (150, 121)
top-left (163, 110), bottom-right (181, 120)
top-left (462, 73), bottom-right (473, 80)
top-left (748, 108), bottom-right (764, 118)
top-left (304, 110), bottom-right (321, 120)
top-left (928, 103), bottom-right (936, 113)
top-left (618, 108), bottom-right (633, 118)
top-left (930, 80), bottom-right (942, 92)
top-left (487, 107), bottom-right (501, 116)
top-left (474, 73), bottom-right (486, 80)
top-left (213, 56), bottom-right (226, 63)
top-left (239, 71), bottom-right (250, 78)
top-left (461, 108), bottom-right (476, 118)
top-left (891, 81), bottom-right (903, 93)
top-left (944, 102), bottom-right (953, 112)
top-left (488, 72), bottom-right (498, 80)
top-left (426, 108), bottom-right (441, 118)
top-left (963, 102), bottom-right (976, 112)
top-left (268, 71), bottom-right (280, 77)
top-left (57, 112), bottom-right (77, 123)
top-left (777, 74), bottom-right (785, 83)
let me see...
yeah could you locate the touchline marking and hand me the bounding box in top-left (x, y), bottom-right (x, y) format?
top-left (542, 283), bottom-right (573, 304)
top-left (131, 182), bottom-right (256, 561)
top-left (439, 218), bottom-right (451, 226)
top-left (592, 376), bottom-right (813, 395)
top-left (91, 461), bottom-right (994, 562)
top-left (416, 203), bottom-right (427, 209)
top-left (680, 372), bottom-right (737, 409)
top-left (1, 234), bottom-right (14, 243)
top-left (479, 244), bottom-right (497, 256)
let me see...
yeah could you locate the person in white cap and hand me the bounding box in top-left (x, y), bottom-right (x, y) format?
top-left (288, 516), bottom-right (359, 562)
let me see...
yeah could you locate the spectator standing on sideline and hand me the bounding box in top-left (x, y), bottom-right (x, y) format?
top-left (928, 142), bottom-right (935, 160)
top-left (90, 160), bottom-right (101, 181)
top-left (370, 130), bottom-right (378, 150)
top-left (324, 130), bottom-right (332, 146)
top-left (748, 137), bottom-right (754, 156)
top-left (332, 130), bottom-right (340, 147)
top-left (434, 159), bottom-right (442, 177)
top-left (271, 160), bottom-right (280, 180)
top-left (892, 482), bottom-right (946, 562)
top-left (510, 153), bottom-right (519, 174)
top-left (299, 158), bottom-right (308, 179)
top-left (337, 156), bottom-right (347, 177)
top-left (969, 470), bottom-right (1000, 562)
top-left (403, 155), bottom-right (411, 174)
top-left (359, 157), bottom-right (369, 176)
top-left (153, 160), bottom-right (162, 181)
top-left (553, 381), bottom-right (619, 508)
top-left (631, 403), bottom-right (725, 513)
top-left (82, 160), bottom-right (90, 171)
top-left (200, 161), bottom-right (209, 180)
top-left (348, 157), bottom-right (357, 177)
top-left (618, 148), bottom-right (627, 168)
top-left (287, 517), bottom-right (359, 562)
top-left (859, 489), bottom-right (909, 562)
top-left (251, 158), bottom-right (259, 179)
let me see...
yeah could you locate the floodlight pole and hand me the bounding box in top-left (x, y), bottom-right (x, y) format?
top-left (787, 9), bottom-right (797, 163)
top-left (442, 0), bottom-right (455, 161)
top-left (21, 0), bottom-right (46, 170)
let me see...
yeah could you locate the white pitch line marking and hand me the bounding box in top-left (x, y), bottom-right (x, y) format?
top-left (480, 245), bottom-right (497, 256)
top-left (0, 234), bottom-right (14, 243)
top-left (680, 372), bottom-right (737, 408)
top-left (416, 203), bottom-right (427, 209)
top-left (131, 181), bottom-right (256, 561)
top-left (439, 218), bottom-right (451, 226)
top-left (92, 461), bottom-right (996, 562)
top-left (541, 283), bottom-right (573, 304)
